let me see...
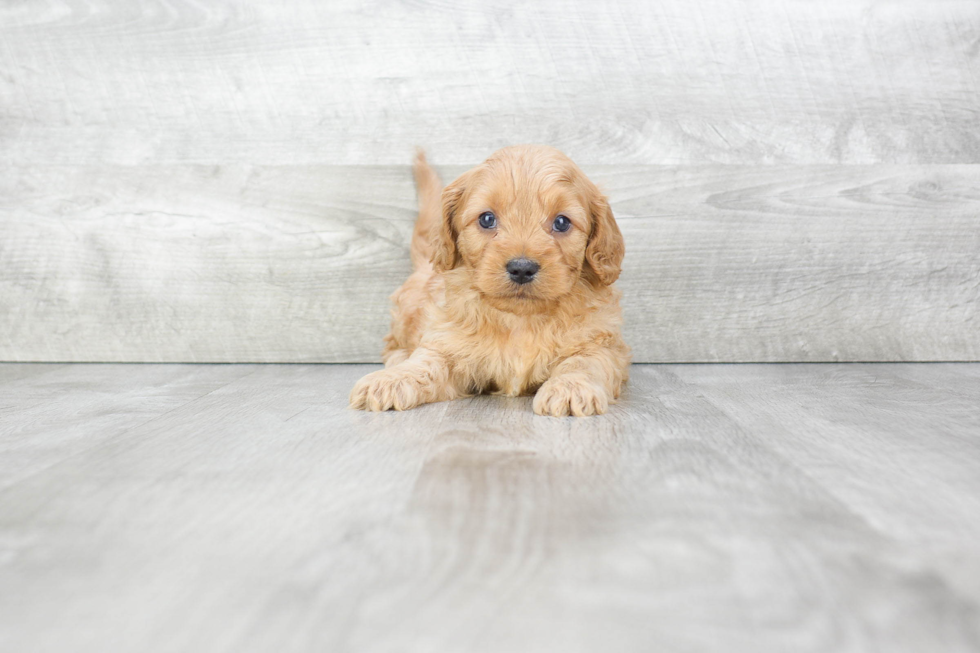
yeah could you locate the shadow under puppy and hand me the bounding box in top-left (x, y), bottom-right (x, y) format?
top-left (350, 145), bottom-right (630, 416)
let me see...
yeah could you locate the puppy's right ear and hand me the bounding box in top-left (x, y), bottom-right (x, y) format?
top-left (431, 169), bottom-right (473, 271)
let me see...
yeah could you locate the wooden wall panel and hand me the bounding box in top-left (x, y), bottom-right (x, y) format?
top-left (1, 0), bottom-right (978, 166)
top-left (3, 1), bottom-right (978, 361)
top-left (3, 164), bottom-right (977, 362)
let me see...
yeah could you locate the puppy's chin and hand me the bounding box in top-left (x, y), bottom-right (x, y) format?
top-left (483, 292), bottom-right (551, 315)
top-left (477, 280), bottom-right (559, 315)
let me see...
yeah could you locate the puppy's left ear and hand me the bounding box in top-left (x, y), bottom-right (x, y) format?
top-left (585, 190), bottom-right (625, 286)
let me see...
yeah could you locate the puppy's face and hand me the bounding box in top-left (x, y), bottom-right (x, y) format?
top-left (433, 145), bottom-right (624, 313)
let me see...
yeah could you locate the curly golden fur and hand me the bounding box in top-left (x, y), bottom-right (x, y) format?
top-left (350, 145), bottom-right (630, 417)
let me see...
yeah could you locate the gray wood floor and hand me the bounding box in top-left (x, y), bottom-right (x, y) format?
top-left (1, 363), bottom-right (978, 652)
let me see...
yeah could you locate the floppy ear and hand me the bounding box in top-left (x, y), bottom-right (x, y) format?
top-left (431, 170), bottom-right (473, 271)
top-left (585, 191), bottom-right (625, 286)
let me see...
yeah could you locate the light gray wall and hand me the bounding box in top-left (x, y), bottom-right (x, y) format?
top-left (2, 1), bottom-right (978, 362)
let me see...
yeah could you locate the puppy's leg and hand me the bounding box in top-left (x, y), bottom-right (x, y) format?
top-left (381, 347), bottom-right (411, 367)
top-left (350, 348), bottom-right (460, 411)
top-left (533, 350), bottom-right (628, 417)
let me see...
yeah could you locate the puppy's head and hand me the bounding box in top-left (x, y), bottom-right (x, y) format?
top-left (432, 145), bottom-right (624, 312)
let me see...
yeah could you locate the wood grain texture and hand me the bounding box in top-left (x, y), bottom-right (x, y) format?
top-left (1, 0), bottom-right (978, 166)
top-left (1, 362), bottom-right (979, 652)
top-left (0, 364), bottom-right (256, 490)
top-left (3, 164), bottom-right (978, 362)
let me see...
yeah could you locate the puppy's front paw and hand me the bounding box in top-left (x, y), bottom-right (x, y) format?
top-left (533, 375), bottom-right (609, 417)
top-left (349, 368), bottom-right (427, 412)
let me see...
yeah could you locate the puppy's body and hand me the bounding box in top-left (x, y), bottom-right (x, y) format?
top-left (351, 145), bottom-right (630, 416)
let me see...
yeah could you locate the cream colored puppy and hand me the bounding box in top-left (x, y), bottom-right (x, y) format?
top-left (350, 145), bottom-right (630, 416)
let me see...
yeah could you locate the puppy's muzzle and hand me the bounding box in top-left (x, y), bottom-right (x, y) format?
top-left (506, 258), bottom-right (540, 285)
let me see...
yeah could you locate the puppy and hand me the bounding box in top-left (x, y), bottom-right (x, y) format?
top-left (350, 145), bottom-right (630, 416)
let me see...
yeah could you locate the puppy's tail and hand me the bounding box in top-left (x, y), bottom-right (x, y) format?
top-left (410, 149), bottom-right (443, 269)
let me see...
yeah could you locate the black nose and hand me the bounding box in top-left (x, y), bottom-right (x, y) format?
top-left (506, 258), bottom-right (540, 284)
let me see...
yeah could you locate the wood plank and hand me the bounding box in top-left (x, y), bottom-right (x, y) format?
top-left (613, 165), bottom-right (980, 362)
top-left (2, 164), bottom-right (978, 362)
top-left (1, 0), bottom-right (978, 166)
top-left (0, 363), bottom-right (64, 386)
top-left (0, 364), bottom-right (256, 490)
top-left (670, 363), bottom-right (980, 612)
top-left (0, 363), bottom-right (978, 652)
top-left (1, 165), bottom-right (414, 363)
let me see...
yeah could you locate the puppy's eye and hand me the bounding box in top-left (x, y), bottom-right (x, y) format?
top-left (552, 215), bottom-right (571, 233)
top-left (478, 211), bottom-right (497, 229)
